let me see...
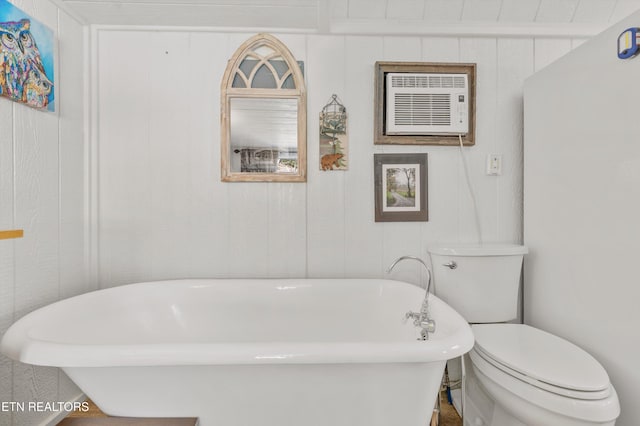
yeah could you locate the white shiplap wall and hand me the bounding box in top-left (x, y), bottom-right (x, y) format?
top-left (0, 1), bottom-right (88, 426)
top-left (94, 28), bottom-right (581, 289)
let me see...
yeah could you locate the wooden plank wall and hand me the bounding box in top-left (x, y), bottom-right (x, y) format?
top-left (95, 29), bottom-right (581, 289)
top-left (0, 1), bottom-right (88, 426)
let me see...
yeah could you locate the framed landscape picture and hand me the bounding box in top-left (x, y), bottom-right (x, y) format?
top-left (374, 153), bottom-right (428, 222)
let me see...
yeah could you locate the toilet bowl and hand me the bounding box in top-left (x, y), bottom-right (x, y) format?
top-left (428, 245), bottom-right (620, 426)
top-left (466, 324), bottom-right (619, 426)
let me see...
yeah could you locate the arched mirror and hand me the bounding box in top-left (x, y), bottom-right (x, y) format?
top-left (221, 33), bottom-right (307, 182)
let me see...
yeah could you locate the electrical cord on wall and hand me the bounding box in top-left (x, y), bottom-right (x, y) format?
top-left (458, 134), bottom-right (483, 245)
top-left (457, 134), bottom-right (481, 424)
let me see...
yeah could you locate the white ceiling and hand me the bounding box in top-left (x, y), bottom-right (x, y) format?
top-left (54, 0), bottom-right (640, 30)
top-left (55, 0), bottom-right (319, 27)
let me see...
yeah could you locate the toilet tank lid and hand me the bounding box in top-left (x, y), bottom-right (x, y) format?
top-left (428, 244), bottom-right (528, 256)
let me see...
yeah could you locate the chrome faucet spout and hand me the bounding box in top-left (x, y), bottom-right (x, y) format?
top-left (386, 255), bottom-right (432, 295)
top-left (386, 255), bottom-right (435, 340)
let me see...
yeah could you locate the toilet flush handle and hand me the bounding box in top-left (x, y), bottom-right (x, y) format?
top-left (443, 261), bottom-right (457, 270)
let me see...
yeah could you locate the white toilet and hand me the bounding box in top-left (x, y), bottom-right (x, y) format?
top-left (428, 245), bottom-right (620, 426)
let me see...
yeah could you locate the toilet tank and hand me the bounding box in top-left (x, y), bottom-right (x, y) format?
top-left (428, 245), bottom-right (528, 323)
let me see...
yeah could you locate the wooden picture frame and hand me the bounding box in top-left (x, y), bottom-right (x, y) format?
top-left (374, 61), bottom-right (476, 146)
top-left (374, 153), bottom-right (428, 222)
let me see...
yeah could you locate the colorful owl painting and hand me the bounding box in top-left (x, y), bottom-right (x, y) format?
top-left (0, 20), bottom-right (27, 98)
top-left (0, 1), bottom-right (55, 111)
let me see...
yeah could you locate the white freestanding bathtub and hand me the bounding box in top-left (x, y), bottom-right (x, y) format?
top-left (1, 278), bottom-right (473, 426)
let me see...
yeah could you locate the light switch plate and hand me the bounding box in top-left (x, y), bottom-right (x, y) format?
top-left (487, 154), bottom-right (502, 175)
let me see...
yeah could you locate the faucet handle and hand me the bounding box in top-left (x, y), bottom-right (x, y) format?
top-left (406, 311), bottom-right (436, 340)
top-left (420, 319), bottom-right (436, 333)
top-left (405, 311), bottom-right (423, 326)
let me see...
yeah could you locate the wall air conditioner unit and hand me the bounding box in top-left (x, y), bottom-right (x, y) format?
top-left (386, 73), bottom-right (469, 135)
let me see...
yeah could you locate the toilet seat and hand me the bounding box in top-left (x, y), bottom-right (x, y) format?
top-left (471, 324), bottom-right (611, 400)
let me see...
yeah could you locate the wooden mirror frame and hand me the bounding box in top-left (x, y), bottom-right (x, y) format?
top-left (220, 33), bottom-right (307, 182)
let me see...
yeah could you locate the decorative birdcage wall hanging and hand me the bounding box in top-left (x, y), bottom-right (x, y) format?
top-left (319, 94), bottom-right (348, 171)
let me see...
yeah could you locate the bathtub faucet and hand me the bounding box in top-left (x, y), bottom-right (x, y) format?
top-left (386, 256), bottom-right (436, 340)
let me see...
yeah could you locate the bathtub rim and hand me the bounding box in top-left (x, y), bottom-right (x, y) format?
top-left (1, 278), bottom-right (474, 368)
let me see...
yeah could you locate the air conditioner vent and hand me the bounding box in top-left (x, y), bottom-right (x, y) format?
top-left (394, 94), bottom-right (451, 126)
top-left (390, 74), bottom-right (466, 89)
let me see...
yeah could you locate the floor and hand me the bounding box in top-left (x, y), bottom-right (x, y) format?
top-left (439, 392), bottom-right (463, 426)
top-left (64, 400), bottom-right (106, 419)
top-left (63, 394), bottom-right (462, 425)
